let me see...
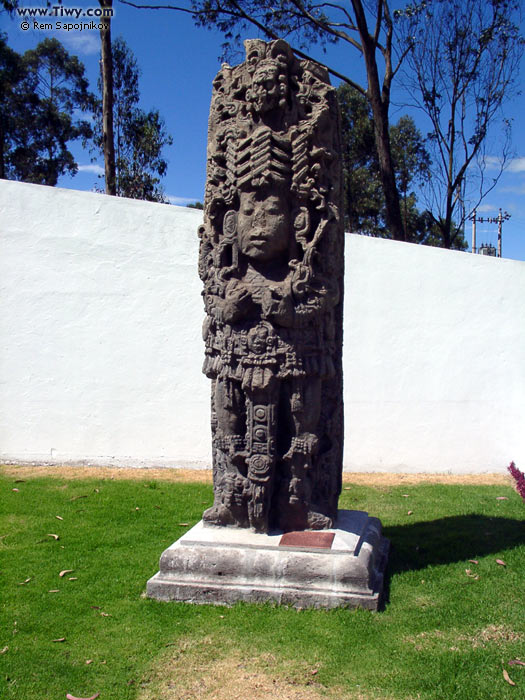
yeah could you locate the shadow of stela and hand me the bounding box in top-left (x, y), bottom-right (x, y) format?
top-left (383, 514), bottom-right (525, 575)
top-left (377, 514), bottom-right (525, 609)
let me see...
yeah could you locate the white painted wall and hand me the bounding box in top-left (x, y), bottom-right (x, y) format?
top-left (343, 236), bottom-right (525, 472)
top-left (1, 180), bottom-right (208, 468)
top-left (1, 180), bottom-right (524, 473)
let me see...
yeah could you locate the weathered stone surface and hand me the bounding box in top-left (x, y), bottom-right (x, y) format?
top-left (199, 38), bottom-right (344, 534)
top-left (147, 39), bottom-right (388, 609)
top-left (146, 510), bottom-right (389, 610)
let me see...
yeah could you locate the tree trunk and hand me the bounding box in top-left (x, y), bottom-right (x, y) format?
top-left (99, 0), bottom-right (116, 195)
top-left (351, 0), bottom-right (405, 241)
top-left (0, 121), bottom-right (5, 180)
top-left (443, 190), bottom-right (453, 249)
top-left (369, 95), bottom-right (405, 241)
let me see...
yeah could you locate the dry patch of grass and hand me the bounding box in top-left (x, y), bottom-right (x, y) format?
top-left (0, 464), bottom-right (508, 487)
top-left (412, 594), bottom-right (438, 609)
top-left (139, 637), bottom-right (330, 700)
top-left (0, 464), bottom-right (214, 483)
top-left (404, 629), bottom-right (449, 652)
top-left (137, 635), bottom-right (401, 700)
top-left (471, 625), bottom-right (524, 648)
top-left (405, 625), bottom-right (524, 653)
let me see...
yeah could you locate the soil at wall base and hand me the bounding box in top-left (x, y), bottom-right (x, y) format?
top-left (0, 464), bottom-right (510, 486)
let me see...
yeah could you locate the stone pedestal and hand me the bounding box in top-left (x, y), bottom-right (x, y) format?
top-left (147, 510), bottom-right (389, 610)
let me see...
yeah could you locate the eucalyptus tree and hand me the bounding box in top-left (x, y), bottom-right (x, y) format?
top-left (0, 35), bottom-right (94, 185)
top-left (93, 37), bottom-right (173, 202)
top-left (338, 84), bottom-right (433, 243)
top-left (99, 0), bottom-right (116, 194)
top-left (120, 0), bottom-right (412, 241)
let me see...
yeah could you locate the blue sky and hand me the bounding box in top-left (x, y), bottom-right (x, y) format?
top-left (3, 1), bottom-right (525, 260)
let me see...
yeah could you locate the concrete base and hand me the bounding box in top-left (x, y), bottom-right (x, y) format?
top-left (147, 510), bottom-right (389, 610)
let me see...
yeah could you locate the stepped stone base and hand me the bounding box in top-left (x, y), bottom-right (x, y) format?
top-left (146, 510), bottom-right (389, 610)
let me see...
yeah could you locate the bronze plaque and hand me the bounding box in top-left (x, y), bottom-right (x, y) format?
top-left (279, 531), bottom-right (335, 549)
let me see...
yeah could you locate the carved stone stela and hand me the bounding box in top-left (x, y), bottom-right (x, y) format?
top-left (146, 40), bottom-right (389, 609)
top-left (199, 39), bottom-right (344, 534)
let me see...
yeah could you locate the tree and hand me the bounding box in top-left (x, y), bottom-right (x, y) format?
top-left (338, 83), bottom-right (467, 248)
top-left (390, 115), bottom-right (431, 236)
top-left (1, 0), bottom-right (117, 193)
top-left (93, 37), bottom-right (172, 201)
top-left (0, 35), bottom-right (94, 185)
top-left (338, 83), bottom-right (383, 236)
top-left (99, 0), bottom-right (116, 194)
top-left (338, 84), bottom-right (437, 243)
top-left (396, 0), bottom-right (524, 248)
top-left (0, 34), bottom-right (29, 179)
top-left (120, 0), bottom-right (411, 241)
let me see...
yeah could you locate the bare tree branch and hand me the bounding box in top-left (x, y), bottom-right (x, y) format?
top-left (118, 0), bottom-right (367, 91)
top-left (373, 0), bottom-right (383, 47)
top-left (397, 0), bottom-right (523, 246)
top-left (118, 0), bottom-right (406, 239)
top-left (288, 0), bottom-right (362, 50)
top-left (310, 2), bottom-right (356, 29)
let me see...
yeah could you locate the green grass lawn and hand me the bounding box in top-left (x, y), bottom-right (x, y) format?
top-left (1, 470), bottom-right (524, 699)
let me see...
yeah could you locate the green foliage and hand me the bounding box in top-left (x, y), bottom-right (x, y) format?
top-left (93, 37), bottom-right (173, 202)
top-left (151, 0), bottom-right (407, 239)
top-left (186, 201), bottom-right (204, 209)
top-left (187, 0), bottom-right (338, 63)
top-left (0, 35), bottom-right (94, 185)
top-left (339, 84), bottom-right (460, 249)
top-left (338, 84), bottom-right (383, 236)
top-left (391, 116), bottom-right (431, 201)
top-left (0, 0), bottom-right (19, 15)
top-left (0, 34), bottom-right (29, 180)
top-left (1, 471), bottom-right (524, 699)
top-left (419, 215), bottom-right (469, 251)
top-left (338, 84), bottom-right (468, 249)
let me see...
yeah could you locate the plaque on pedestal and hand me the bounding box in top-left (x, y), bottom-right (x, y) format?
top-left (147, 510), bottom-right (388, 610)
top-left (147, 38), bottom-right (389, 610)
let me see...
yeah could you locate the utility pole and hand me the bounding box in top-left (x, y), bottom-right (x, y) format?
top-left (496, 208), bottom-right (510, 258)
top-left (468, 209), bottom-right (510, 257)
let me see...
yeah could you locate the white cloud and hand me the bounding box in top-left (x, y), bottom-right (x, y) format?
top-left (501, 184), bottom-right (525, 194)
top-left (167, 195), bottom-right (201, 206)
top-left (507, 157), bottom-right (525, 173)
top-left (476, 203), bottom-right (495, 213)
top-left (482, 156), bottom-right (502, 170)
top-left (73, 109), bottom-right (95, 122)
top-left (483, 156), bottom-right (525, 173)
top-left (61, 33), bottom-right (101, 56)
top-left (78, 164), bottom-right (104, 176)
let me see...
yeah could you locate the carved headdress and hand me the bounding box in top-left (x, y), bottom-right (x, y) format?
top-left (198, 38), bottom-right (345, 535)
top-left (200, 39), bottom-right (342, 285)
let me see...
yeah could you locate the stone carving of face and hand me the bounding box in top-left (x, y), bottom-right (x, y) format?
top-left (248, 324), bottom-right (274, 354)
top-left (237, 191), bottom-right (290, 263)
top-left (250, 62), bottom-right (283, 114)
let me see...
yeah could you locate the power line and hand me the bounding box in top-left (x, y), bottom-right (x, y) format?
top-left (468, 209), bottom-right (511, 257)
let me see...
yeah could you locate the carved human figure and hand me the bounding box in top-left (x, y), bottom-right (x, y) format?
top-left (199, 39), bottom-right (344, 534)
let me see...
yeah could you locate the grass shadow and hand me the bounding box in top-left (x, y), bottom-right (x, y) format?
top-left (384, 514), bottom-right (525, 575)
top-left (379, 513), bottom-right (525, 609)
